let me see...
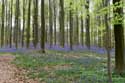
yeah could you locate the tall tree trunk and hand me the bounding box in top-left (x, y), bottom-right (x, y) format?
top-left (9, 0), bottom-right (13, 48)
top-left (80, 2), bottom-right (84, 47)
top-left (22, 0), bottom-right (26, 47)
top-left (53, 0), bottom-right (57, 45)
top-left (15, 0), bottom-right (20, 48)
top-left (49, 0), bottom-right (53, 48)
top-left (26, 0), bottom-right (31, 48)
top-left (104, 0), bottom-right (112, 82)
top-left (33, 0), bottom-right (38, 48)
top-left (59, 0), bottom-right (65, 47)
top-left (85, 0), bottom-right (90, 49)
top-left (41, 0), bottom-right (45, 53)
top-left (1, 0), bottom-right (5, 47)
top-left (5, 0), bottom-right (8, 47)
top-left (113, 0), bottom-right (124, 75)
top-left (75, 8), bottom-right (79, 45)
top-left (69, 1), bottom-right (73, 50)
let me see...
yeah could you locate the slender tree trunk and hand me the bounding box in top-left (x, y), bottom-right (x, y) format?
top-left (49, 0), bottom-right (53, 48)
top-left (85, 0), bottom-right (90, 49)
top-left (53, 0), bottom-right (57, 45)
top-left (104, 1), bottom-right (112, 82)
top-left (33, 0), bottom-right (38, 48)
top-left (69, 2), bottom-right (73, 50)
top-left (81, 14), bottom-right (84, 46)
top-left (9, 0), bottom-right (13, 48)
top-left (75, 9), bottom-right (79, 45)
top-left (26, 0), bottom-right (31, 48)
top-left (22, 0), bottom-right (26, 47)
top-left (41, 0), bottom-right (45, 53)
top-left (15, 0), bottom-right (20, 49)
top-left (59, 0), bottom-right (65, 47)
top-left (1, 0), bottom-right (5, 47)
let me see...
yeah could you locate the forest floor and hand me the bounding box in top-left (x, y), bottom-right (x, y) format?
top-left (0, 50), bottom-right (124, 83)
top-left (0, 53), bottom-right (39, 83)
top-left (13, 50), bottom-right (125, 83)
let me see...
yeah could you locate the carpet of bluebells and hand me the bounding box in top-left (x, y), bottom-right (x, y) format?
top-left (0, 43), bottom-right (115, 55)
top-left (1, 43), bottom-right (124, 83)
top-left (12, 49), bottom-right (125, 83)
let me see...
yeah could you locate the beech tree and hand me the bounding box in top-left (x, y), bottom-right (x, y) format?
top-left (9, 0), bottom-right (13, 48)
top-left (1, 0), bottom-right (5, 47)
top-left (14, 0), bottom-right (20, 48)
top-left (33, 0), bottom-right (38, 48)
top-left (113, 0), bottom-right (124, 75)
top-left (26, 0), bottom-right (31, 48)
top-left (85, 0), bottom-right (90, 49)
top-left (59, 0), bottom-right (65, 47)
top-left (41, 0), bottom-right (45, 53)
top-left (49, 0), bottom-right (53, 47)
top-left (22, 0), bottom-right (26, 47)
top-left (69, 1), bottom-right (73, 50)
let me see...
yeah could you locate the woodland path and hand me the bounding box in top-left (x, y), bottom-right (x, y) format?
top-left (0, 54), bottom-right (39, 83)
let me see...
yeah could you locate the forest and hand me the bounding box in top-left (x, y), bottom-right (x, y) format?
top-left (0, 0), bottom-right (124, 83)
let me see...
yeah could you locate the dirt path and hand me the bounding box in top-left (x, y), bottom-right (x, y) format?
top-left (0, 54), bottom-right (39, 83)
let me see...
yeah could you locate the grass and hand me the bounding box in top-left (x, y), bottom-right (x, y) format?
top-left (13, 50), bottom-right (125, 83)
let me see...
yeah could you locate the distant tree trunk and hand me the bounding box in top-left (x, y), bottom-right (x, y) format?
top-left (9, 0), bottom-right (13, 48)
top-left (22, 0), bottom-right (26, 47)
top-left (69, 2), bottom-right (73, 50)
top-left (5, 0), bottom-right (8, 46)
top-left (53, 0), bottom-right (57, 45)
top-left (113, 0), bottom-right (125, 75)
top-left (15, 0), bottom-right (20, 49)
top-left (59, 0), bottom-right (65, 47)
top-left (104, 0), bottom-right (112, 82)
top-left (1, 0), bottom-right (5, 47)
top-left (85, 0), bottom-right (90, 49)
top-left (33, 0), bottom-right (38, 48)
top-left (81, 14), bottom-right (84, 46)
top-left (18, 3), bottom-right (21, 46)
top-left (75, 8), bottom-right (79, 45)
top-left (49, 0), bottom-right (53, 48)
top-left (26, 0), bottom-right (31, 48)
top-left (45, 27), bottom-right (48, 43)
top-left (41, 0), bottom-right (45, 53)
top-left (66, 14), bottom-right (69, 45)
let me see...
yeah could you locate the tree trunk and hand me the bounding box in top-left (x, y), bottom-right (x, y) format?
top-left (85, 0), bottom-right (90, 49)
top-left (59, 0), bottom-right (65, 47)
top-left (113, 0), bottom-right (125, 75)
top-left (41, 0), bottom-right (45, 53)
top-left (69, 2), bottom-right (73, 50)
top-left (26, 0), bottom-right (31, 48)
top-left (1, 0), bottom-right (5, 47)
top-left (49, 0), bottom-right (53, 48)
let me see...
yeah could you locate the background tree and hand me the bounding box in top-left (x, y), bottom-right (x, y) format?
top-left (33, 0), bottom-right (38, 48)
top-left (1, 0), bottom-right (5, 47)
top-left (41, 0), bottom-right (45, 53)
top-left (104, 0), bottom-right (112, 82)
top-left (59, 0), bottom-right (65, 47)
top-left (26, 0), bottom-right (31, 48)
top-left (9, 0), bottom-right (13, 48)
top-left (85, 0), bottom-right (90, 49)
top-left (22, 0), bottom-right (26, 47)
top-left (69, 1), bottom-right (73, 50)
top-left (49, 0), bottom-right (53, 47)
top-left (14, 0), bottom-right (20, 48)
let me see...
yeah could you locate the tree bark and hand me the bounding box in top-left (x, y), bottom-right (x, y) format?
top-left (113, 0), bottom-right (125, 75)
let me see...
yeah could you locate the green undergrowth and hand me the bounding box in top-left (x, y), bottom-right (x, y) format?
top-left (13, 50), bottom-right (125, 83)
